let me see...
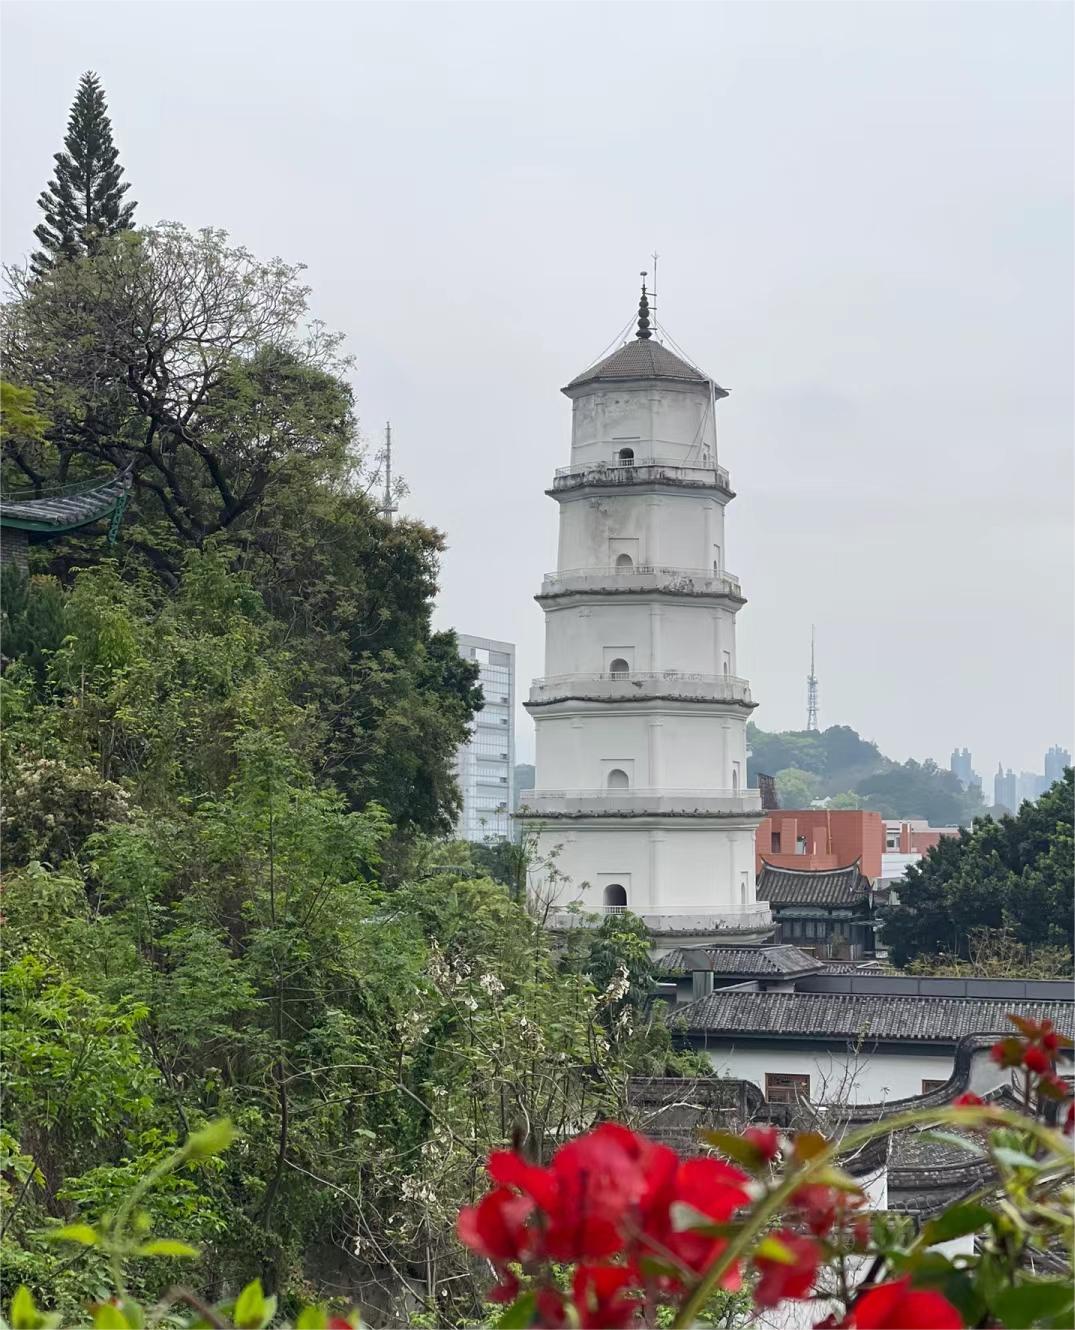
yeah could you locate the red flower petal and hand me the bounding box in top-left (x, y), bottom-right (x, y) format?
top-left (457, 1187), bottom-right (536, 1264)
top-left (1023, 1045), bottom-right (1050, 1075)
top-left (844, 1278), bottom-right (963, 1329)
top-left (952, 1092), bottom-right (983, 1106)
top-left (743, 1125), bottom-right (782, 1163)
top-left (753, 1230), bottom-right (820, 1308)
top-left (488, 1150), bottom-right (559, 1213)
top-left (572, 1264), bottom-right (639, 1329)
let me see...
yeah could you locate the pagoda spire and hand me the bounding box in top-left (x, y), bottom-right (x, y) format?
top-left (636, 272), bottom-right (652, 340)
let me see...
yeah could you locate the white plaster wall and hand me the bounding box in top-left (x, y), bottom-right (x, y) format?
top-left (569, 383), bottom-right (717, 459)
top-left (531, 821), bottom-right (760, 913)
top-left (556, 493), bottom-right (727, 571)
top-left (698, 1044), bottom-right (955, 1106)
top-left (543, 601), bottom-right (739, 676)
top-left (532, 708), bottom-right (749, 789)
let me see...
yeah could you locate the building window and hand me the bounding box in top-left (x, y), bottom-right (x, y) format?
top-left (771, 832), bottom-right (782, 853)
top-left (796, 836), bottom-right (807, 854)
top-left (922, 1079), bottom-right (947, 1094)
top-left (607, 768), bottom-right (630, 790)
top-left (766, 1073), bottom-right (810, 1104)
top-left (608, 658), bottom-right (631, 678)
top-left (617, 447), bottom-right (635, 464)
top-left (615, 552), bottom-right (634, 570)
top-left (739, 870), bottom-right (748, 906)
top-left (603, 883), bottom-right (627, 911)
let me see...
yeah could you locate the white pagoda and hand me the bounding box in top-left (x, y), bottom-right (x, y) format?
top-left (517, 283), bottom-right (772, 946)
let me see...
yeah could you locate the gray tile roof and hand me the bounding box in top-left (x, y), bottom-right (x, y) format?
top-left (659, 944), bottom-right (823, 977)
top-left (1, 470), bottom-right (130, 532)
top-left (565, 338), bottom-right (723, 392)
top-left (757, 862), bottom-right (869, 907)
top-left (676, 990), bottom-right (1075, 1045)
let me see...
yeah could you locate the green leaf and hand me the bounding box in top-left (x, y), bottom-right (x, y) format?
top-left (184, 1119), bottom-right (236, 1161)
top-left (92, 1305), bottom-right (131, 1329)
top-left (919, 1202), bottom-right (994, 1246)
top-left (44, 1222), bottom-right (98, 1246)
top-left (810, 1165), bottom-right (863, 1193)
top-left (669, 1201), bottom-right (737, 1236)
top-left (993, 1281), bottom-right (1075, 1329)
top-left (294, 1308), bottom-right (327, 1330)
top-left (496, 1292), bottom-right (536, 1329)
top-left (755, 1235), bottom-right (797, 1265)
top-left (10, 1287), bottom-right (39, 1330)
top-left (792, 1131), bottom-right (828, 1163)
top-left (135, 1238), bottom-right (199, 1258)
top-left (233, 1279), bottom-right (267, 1329)
top-left (993, 1146), bottom-right (1043, 1171)
top-left (698, 1129), bottom-right (766, 1172)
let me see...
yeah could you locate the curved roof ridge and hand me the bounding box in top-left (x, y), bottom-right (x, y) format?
top-left (758, 858), bottom-right (864, 877)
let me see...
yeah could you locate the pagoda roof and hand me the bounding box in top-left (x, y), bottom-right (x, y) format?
top-left (0, 469), bottom-right (131, 538)
top-left (564, 337), bottom-right (726, 395)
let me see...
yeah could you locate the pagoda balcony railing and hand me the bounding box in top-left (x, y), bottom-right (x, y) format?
top-left (527, 670), bottom-right (753, 706)
top-left (517, 787), bottom-right (763, 816)
top-left (550, 457), bottom-right (731, 492)
top-left (539, 565), bottom-right (742, 599)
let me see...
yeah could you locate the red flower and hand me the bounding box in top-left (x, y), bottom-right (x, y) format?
top-left (1042, 1029), bottom-right (1061, 1053)
top-left (990, 1036), bottom-right (1024, 1068)
top-left (743, 1125), bottom-right (782, 1163)
top-left (837, 1277), bottom-right (962, 1328)
top-left (535, 1288), bottom-right (567, 1328)
top-left (753, 1230), bottom-right (820, 1308)
top-left (572, 1265), bottom-right (639, 1329)
top-left (544, 1125), bottom-right (652, 1261)
top-left (1023, 1044), bottom-right (1050, 1074)
top-left (1064, 1102), bottom-right (1074, 1136)
top-left (457, 1187), bottom-right (537, 1265)
top-left (953, 1091), bottom-right (983, 1106)
top-left (638, 1154), bottom-right (751, 1288)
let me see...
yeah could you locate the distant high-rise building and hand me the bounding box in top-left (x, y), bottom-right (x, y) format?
top-left (994, 765), bottom-right (1017, 814)
top-left (1044, 745), bottom-right (1071, 786)
top-left (1017, 772), bottom-right (1048, 806)
top-left (453, 635), bottom-right (515, 841)
top-left (950, 747), bottom-right (980, 793)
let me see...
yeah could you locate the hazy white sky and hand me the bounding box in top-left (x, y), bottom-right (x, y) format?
top-left (3, 1), bottom-right (1072, 781)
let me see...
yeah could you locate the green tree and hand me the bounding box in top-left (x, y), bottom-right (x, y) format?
top-left (826, 791), bottom-right (863, 810)
top-left (856, 757), bottom-right (981, 824)
top-left (774, 766), bottom-right (820, 809)
top-left (881, 770), bottom-right (1073, 967)
top-left (32, 72), bottom-right (136, 275)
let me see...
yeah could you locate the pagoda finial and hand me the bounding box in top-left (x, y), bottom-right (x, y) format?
top-left (636, 271), bottom-right (652, 340)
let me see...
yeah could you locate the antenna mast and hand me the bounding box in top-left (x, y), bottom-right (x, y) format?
top-left (650, 250), bottom-right (659, 334)
top-left (806, 625), bottom-right (819, 732)
top-left (381, 421), bottom-right (397, 523)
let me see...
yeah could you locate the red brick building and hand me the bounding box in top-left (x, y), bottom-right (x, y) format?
top-left (755, 809), bottom-right (884, 880)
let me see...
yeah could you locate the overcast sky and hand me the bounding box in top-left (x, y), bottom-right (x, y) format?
top-left (3, 1), bottom-right (1072, 783)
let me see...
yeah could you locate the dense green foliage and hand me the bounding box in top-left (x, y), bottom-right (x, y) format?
top-left (2, 225), bottom-right (481, 836)
top-left (0, 557), bottom-right (694, 1324)
top-left (32, 72), bottom-right (136, 274)
top-left (881, 770), bottom-right (1074, 968)
top-left (748, 723), bottom-right (984, 824)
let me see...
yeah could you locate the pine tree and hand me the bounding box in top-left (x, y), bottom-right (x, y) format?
top-left (32, 71), bottom-right (136, 275)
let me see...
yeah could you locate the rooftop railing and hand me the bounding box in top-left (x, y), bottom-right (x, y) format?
top-left (527, 670), bottom-right (753, 705)
top-left (551, 456), bottom-right (731, 490)
top-left (540, 565), bottom-right (743, 597)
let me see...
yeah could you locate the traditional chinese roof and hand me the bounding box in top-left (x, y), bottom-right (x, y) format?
top-left (0, 469), bottom-right (131, 538)
top-left (565, 338), bottom-right (721, 392)
top-left (757, 861), bottom-right (870, 908)
top-left (675, 990), bottom-right (1075, 1045)
top-left (659, 944), bottom-right (823, 979)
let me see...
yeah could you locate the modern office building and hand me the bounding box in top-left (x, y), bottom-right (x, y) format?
top-left (993, 765), bottom-right (1017, 814)
top-left (1044, 745), bottom-right (1071, 785)
top-left (453, 635), bottom-right (515, 842)
top-left (949, 747), bottom-right (980, 794)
